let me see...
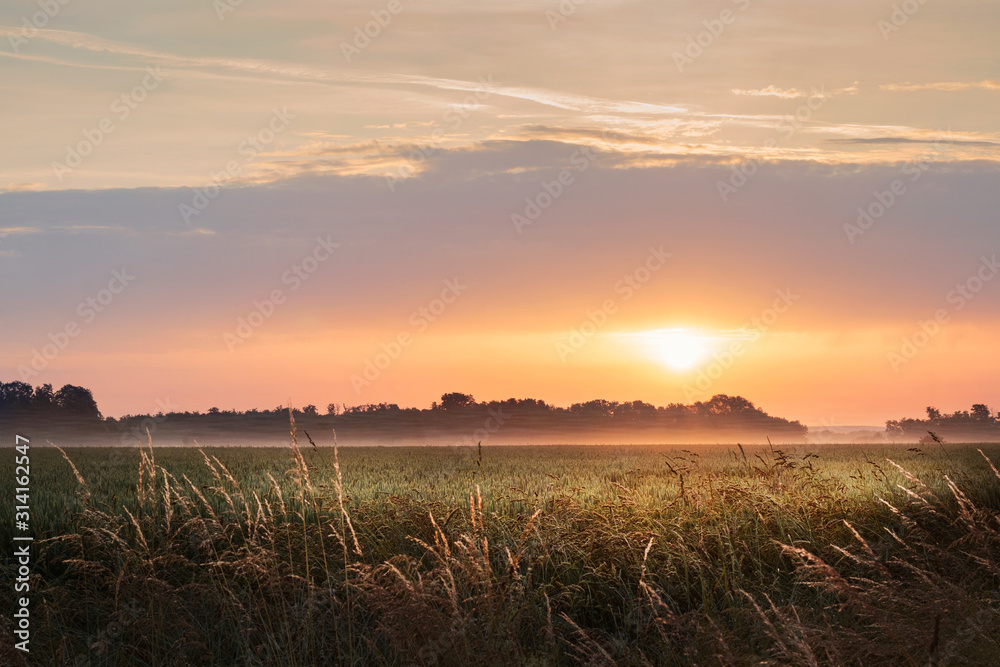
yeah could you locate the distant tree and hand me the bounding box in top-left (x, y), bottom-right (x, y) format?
top-left (701, 395), bottom-right (757, 416)
top-left (0, 381), bottom-right (35, 412)
top-left (570, 399), bottom-right (617, 417)
top-left (302, 404), bottom-right (318, 416)
top-left (327, 403), bottom-right (340, 415)
top-left (614, 400), bottom-right (657, 420)
top-left (439, 392), bottom-right (476, 410)
top-left (926, 406), bottom-right (942, 420)
top-left (207, 407), bottom-right (221, 415)
top-left (33, 383), bottom-right (55, 412)
top-left (54, 384), bottom-right (102, 419)
top-left (971, 404), bottom-right (993, 422)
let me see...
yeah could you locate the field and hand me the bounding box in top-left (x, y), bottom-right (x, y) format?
top-left (3, 432), bottom-right (1000, 666)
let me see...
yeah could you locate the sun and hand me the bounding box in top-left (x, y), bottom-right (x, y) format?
top-left (644, 329), bottom-right (711, 371)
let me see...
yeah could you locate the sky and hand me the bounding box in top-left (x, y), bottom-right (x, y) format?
top-left (1, 0), bottom-right (998, 427)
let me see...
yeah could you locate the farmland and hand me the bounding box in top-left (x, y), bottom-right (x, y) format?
top-left (2, 434), bottom-right (999, 665)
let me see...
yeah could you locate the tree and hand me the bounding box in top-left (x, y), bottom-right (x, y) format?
top-left (33, 383), bottom-right (55, 412)
top-left (0, 381), bottom-right (35, 412)
top-left (302, 404), bottom-right (318, 416)
top-left (439, 392), bottom-right (476, 410)
top-left (570, 399), bottom-right (617, 417)
top-left (701, 395), bottom-right (757, 416)
top-left (971, 404), bottom-right (993, 422)
top-left (926, 406), bottom-right (942, 420)
top-left (614, 400), bottom-right (657, 420)
top-left (54, 384), bottom-right (102, 420)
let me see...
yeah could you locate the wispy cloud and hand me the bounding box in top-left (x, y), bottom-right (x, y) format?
top-left (1, 182), bottom-right (47, 193)
top-left (731, 82), bottom-right (859, 99)
top-left (51, 225), bottom-right (133, 233)
top-left (732, 85), bottom-right (808, 99)
top-left (829, 136), bottom-right (1000, 147)
top-left (881, 80), bottom-right (1000, 92)
top-left (0, 226), bottom-right (44, 234)
top-left (0, 27), bottom-right (689, 119)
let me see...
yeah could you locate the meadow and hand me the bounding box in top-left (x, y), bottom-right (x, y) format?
top-left (2, 430), bottom-right (999, 666)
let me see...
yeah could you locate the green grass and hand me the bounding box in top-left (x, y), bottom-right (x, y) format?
top-left (2, 436), bottom-right (999, 666)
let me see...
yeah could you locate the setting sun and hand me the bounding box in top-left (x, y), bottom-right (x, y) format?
top-left (634, 329), bottom-right (713, 371)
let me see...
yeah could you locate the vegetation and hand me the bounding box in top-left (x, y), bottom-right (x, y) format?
top-left (8, 380), bottom-right (998, 446)
top-left (116, 393), bottom-right (806, 445)
top-left (0, 381), bottom-right (103, 425)
top-left (887, 404), bottom-right (1000, 442)
top-left (3, 383), bottom-right (809, 445)
top-left (2, 424), bottom-right (999, 665)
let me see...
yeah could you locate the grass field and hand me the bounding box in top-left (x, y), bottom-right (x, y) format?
top-left (2, 430), bottom-right (1000, 665)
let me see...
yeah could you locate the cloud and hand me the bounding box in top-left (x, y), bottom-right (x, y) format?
top-left (0, 27), bottom-right (689, 119)
top-left (881, 80), bottom-right (1000, 92)
top-left (2, 150), bottom-right (998, 336)
top-left (879, 79), bottom-right (1000, 92)
top-left (732, 85), bottom-right (808, 99)
top-left (828, 137), bottom-right (1000, 147)
top-left (731, 82), bottom-right (859, 99)
top-left (50, 225), bottom-right (133, 233)
top-left (0, 226), bottom-right (43, 234)
top-left (1, 182), bottom-right (47, 194)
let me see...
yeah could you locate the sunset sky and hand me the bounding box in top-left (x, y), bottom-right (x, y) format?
top-left (1, 0), bottom-right (998, 426)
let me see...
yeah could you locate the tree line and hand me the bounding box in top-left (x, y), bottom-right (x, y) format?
top-left (2, 382), bottom-right (807, 437)
top-left (0, 381), bottom-right (102, 421)
top-left (886, 404), bottom-right (1000, 441)
top-left (11, 379), bottom-right (994, 442)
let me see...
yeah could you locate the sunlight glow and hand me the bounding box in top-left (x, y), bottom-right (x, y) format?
top-left (642, 329), bottom-right (712, 371)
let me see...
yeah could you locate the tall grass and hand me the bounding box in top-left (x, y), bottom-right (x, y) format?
top-left (2, 433), bottom-right (999, 665)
